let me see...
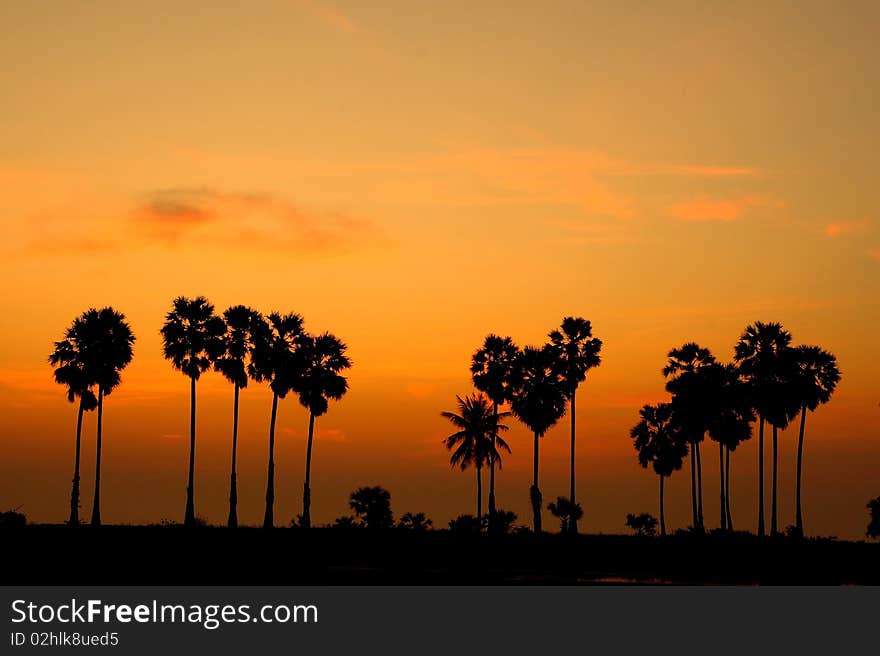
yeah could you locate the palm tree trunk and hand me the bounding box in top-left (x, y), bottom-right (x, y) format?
top-left (476, 462), bottom-right (482, 527)
top-left (90, 388), bottom-right (104, 527)
top-left (488, 402), bottom-right (498, 525)
top-left (227, 383), bottom-right (240, 529)
top-left (531, 431), bottom-right (542, 533)
top-left (771, 425), bottom-right (778, 536)
top-left (68, 397), bottom-right (85, 526)
top-left (719, 442), bottom-right (726, 531)
top-left (569, 389), bottom-right (578, 534)
top-left (725, 446), bottom-right (733, 531)
top-left (695, 440), bottom-right (704, 529)
top-left (689, 445), bottom-right (698, 528)
top-left (659, 474), bottom-right (666, 537)
top-left (758, 415), bottom-right (765, 536)
top-left (184, 375), bottom-right (197, 527)
top-left (795, 406), bottom-right (807, 537)
top-left (263, 392), bottom-right (278, 529)
top-left (302, 412), bottom-right (316, 529)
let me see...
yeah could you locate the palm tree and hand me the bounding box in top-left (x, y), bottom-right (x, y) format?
top-left (509, 345), bottom-right (567, 533)
top-left (548, 317), bottom-right (602, 533)
top-left (160, 296), bottom-right (225, 527)
top-left (663, 342), bottom-right (716, 530)
top-left (470, 334), bottom-right (519, 522)
top-left (49, 320), bottom-right (99, 525)
top-left (248, 312), bottom-right (304, 528)
top-left (547, 496), bottom-right (584, 533)
top-left (705, 363), bottom-right (755, 530)
top-left (630, 402), bottom-right (688, 536)
top-left (292, 332), bottom-right (352, 529)
top-left (442, 393), bottom-right (510, 525)
top-left (349, 486), bottom-right (393, 529)
top-left (734, 322), bottom-right (792, 536)
top-left (214, 305), bottom-right (263, 528)
top-left (74, 308), bottom-right (136, 527)
top-left (791, 345), bottom-right (840, 537)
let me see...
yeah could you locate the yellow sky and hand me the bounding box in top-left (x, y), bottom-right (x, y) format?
top-left (1, 1), bottom-right (878, 537)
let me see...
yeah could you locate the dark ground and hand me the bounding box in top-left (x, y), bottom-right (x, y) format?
top-left (3, 525), bottom-right (878, 585)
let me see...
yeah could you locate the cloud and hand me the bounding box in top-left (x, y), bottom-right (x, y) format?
top-left (824, 221), bottom-right (870, 237)
top-left (293, 0), bottom-right (357, 33)
top-left (668, 195), bottom-right (784, 222)
top-left (134, 187), bottom-right (379, 253)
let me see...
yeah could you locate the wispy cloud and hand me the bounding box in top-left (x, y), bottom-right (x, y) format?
top-left (824, 221), bottom-right (871, 237)
top-left (668, 195), bottom-right (784, 222)
top-left (292, 0), bottom-right (357, 33)
top-left (134, 187), bottom-right (378, 253)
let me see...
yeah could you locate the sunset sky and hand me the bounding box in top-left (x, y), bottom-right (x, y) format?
top-left (1, 1), bottom-right (878, 538)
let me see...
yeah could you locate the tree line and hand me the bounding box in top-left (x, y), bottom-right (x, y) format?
top-left (49, 297), bottom-right (350, 528)
top-left (50, 306), bottom-right (842, 538)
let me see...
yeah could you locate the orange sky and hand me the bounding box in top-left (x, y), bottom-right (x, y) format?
top-left (1, 1), bottom-right (878, 538)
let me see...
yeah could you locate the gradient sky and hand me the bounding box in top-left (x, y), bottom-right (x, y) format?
top-left (2, 1), bottom-right (878, 538)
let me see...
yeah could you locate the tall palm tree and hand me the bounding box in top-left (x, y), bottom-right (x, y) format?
top-left (705, 363), bottom-right (755, 530)
top-left (75, 307), bottom-right (136, 527)
top-left (160, 296), bottom-right (225, 527)
top-left (214, 305), bottom-right (263, 529)
top-left (663, 342), bottom-right (716, 530)
top-left (292, 332), bottom-right (352, 529)
top-left (49, 321), bottom-right (98, 526)
top-left (249, 312), bottom-right (304, 529)
top-left (509, 344), bottom-right (567, 533)
top-left (630, 402), bottom-right (688, 536)
top-left (548, 317), bottom-right (602, 533)
top-left (734, 321), bottom-right (792, 536)
top-left (470, 334), bottom-right (519, 522)
top-left (442, 393), bottom-right (510, 525)
top-left (791, 345), bottom-right (840, 537)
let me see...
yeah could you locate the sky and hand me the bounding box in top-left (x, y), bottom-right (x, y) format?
top-left (1, 1), bottom-right (878, 538)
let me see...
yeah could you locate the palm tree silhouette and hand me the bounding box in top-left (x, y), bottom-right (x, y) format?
top-left (74, 308), bottom-right (136, 527)
top-left (442, 393), bottom-right (510, 525)
top-left (663, 342), bottom-right (716, 530)
top-left (705, 363), bottom-right (755, 530)
top-left (214, 305), bottom-right (263, 529)
top-left (292, 332), bottom-right (351, 529)
top-left (248, 312), bottom-right (304, 528)
top-left (790, 345), bottom-right (840, 536)
top-left (509, 345), bottom-right (567, 533)
top-left (630, 402), bottom-right (688, 536)
top-left (734, 322), bottom-right (792, 536)
top-left (349, 486), bottom-right (393, 530)
top-left (160, 296), bottom-right (225, 528)
top-left (49, 319), bottom-right (99, 526)
top-left (547, 496), bottom-right (584, 533)
top-left (470, 334), bottom-right (519, 523)
top-left (549, 317), bottom-right (602, 533)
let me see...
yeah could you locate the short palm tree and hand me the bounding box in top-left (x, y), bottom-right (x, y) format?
top-left (49, 320), bottom-right (98, 525)
top-left (509, 345), bottom-right (567, 533)
top-left (470, 334), bottom-right (519, 521)
top-left (547, 496), bottom-right (584, 533)
top-left (630, 402), bottom-right (688, 536)
top-left (76, 307), bottom-right (136, 526)
top-left (734, 321), bottom-right (793, 536)
top-left (292, 332), bottom-right (351, 529)
top-left (442, 393), bottom-right (510, 525)
top-left (214, 305), bottom-right (263, 528)
top-left (248, 312), bottom-right (304, 528)
top-left (791, 345), bottom-right (840, 536)
top-left (160, 296), bottom-right (225, 527)
top-left (549, 317), bottom-right (602, 533)
top-left (663, 342), bottom-right (716, 530)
